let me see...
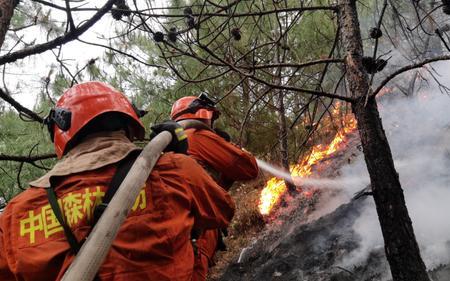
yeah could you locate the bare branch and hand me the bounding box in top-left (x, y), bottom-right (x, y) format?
top-left (0, 88), bottom-right (44, 123)
top-left (0, 153), bottom-right (56, 162)
top-left (241, 59), bottom-right (344, 70)
top-left (16, 162), bottom-right (25, 190)
top-left (64, 0), bottom-right (76, 32)
top-left (77, 39), bottom-right (165, 69)
top-left (373, 55), bottom-right (450, 97)
top-left (0, 0), bottom-right (117, 66)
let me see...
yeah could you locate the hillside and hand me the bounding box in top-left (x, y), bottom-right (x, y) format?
top-left (212, 93), bottom-right (450, 281)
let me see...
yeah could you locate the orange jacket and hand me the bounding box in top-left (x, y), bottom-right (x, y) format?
top-left (0, 153), bottom-right (235, 281)
top-left (184, 127), bottom-right (258, 280)
top-left (185, 128), bottom-right (258, 187)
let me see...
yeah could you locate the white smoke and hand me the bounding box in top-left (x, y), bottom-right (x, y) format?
top-left (338, 61), bottom-right (450, 271)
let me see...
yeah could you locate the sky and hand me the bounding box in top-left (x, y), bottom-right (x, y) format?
top-left (2, 0), bottom-right (167, 109)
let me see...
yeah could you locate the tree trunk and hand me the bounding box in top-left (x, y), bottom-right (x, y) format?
top-left (277, 90), bottom-right (296, 194)
top-left (0, 0), bottom-right (17, 48)
top-left (274, 42), bottom-right (296, 194)
top-left (241, 75), bottom-right (250, 147)
top-left (338, 1), bottom-right (430, 280)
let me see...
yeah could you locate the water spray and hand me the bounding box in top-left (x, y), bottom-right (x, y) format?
top-left (256, 158), bottom-right (365, 189)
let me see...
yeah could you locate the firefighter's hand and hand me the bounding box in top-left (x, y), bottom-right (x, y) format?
top-left (150, 121), bottom-right (188, 154)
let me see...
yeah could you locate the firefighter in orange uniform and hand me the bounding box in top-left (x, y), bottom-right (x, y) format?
top-left (171, 94), bottom-right (259, 281)
top-left (0, 82), bottom-right (235, 281)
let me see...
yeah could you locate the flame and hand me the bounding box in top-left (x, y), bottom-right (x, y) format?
top-left (258, 113), bottom-right (357, 215)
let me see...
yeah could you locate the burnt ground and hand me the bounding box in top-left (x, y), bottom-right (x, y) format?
top-left (213, 131), bottom-right (450, 281)
top-left (219, 194), bottom-right (450, 281)
top-left (220, 197), bottom-right (384, 281)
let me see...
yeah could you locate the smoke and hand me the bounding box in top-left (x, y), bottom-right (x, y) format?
top-left (337, 61), bottom-right (450, 271)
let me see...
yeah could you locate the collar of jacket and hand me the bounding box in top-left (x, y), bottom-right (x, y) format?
top-left (29, 130), bottom-right (141, 188)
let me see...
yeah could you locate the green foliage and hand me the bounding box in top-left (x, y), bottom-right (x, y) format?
top-left (51, 73), bottom-right (71, 98)
top-left (87, 63), bottom-right (102, 80)
top-left (96, 0), bottom-right (341, 163)
top-left (0, 111), bottom-right (55, 200)
top-left (10, 8), bottom-right (26, 28)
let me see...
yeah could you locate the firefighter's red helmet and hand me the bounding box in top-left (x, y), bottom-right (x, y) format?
top-left (170, 94), bottom-right (219, 122)
top-left (47, 81), bottom-right (145, 158)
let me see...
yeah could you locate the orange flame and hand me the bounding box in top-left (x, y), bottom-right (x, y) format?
top-left (258, 114), bottom-right (357, 215)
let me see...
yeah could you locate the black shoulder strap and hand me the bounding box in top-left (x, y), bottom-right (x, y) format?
top-left (46, 150), bottom-right (140, 254)
top-left (92, 150), bottom-right (140, 225)
top-left (46, 188), bottom-right (82, 253)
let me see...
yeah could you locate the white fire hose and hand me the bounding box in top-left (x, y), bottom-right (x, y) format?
top-left (61, 131), bottom-right (172, 281)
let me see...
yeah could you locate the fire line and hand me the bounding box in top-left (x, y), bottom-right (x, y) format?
top-left (258, 114), bottom-right (357, 215)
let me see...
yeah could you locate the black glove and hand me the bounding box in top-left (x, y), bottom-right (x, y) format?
top-left (214, 128), bottom-right (231, 142)
top-left (150, 121), bottom-right (188, 154)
